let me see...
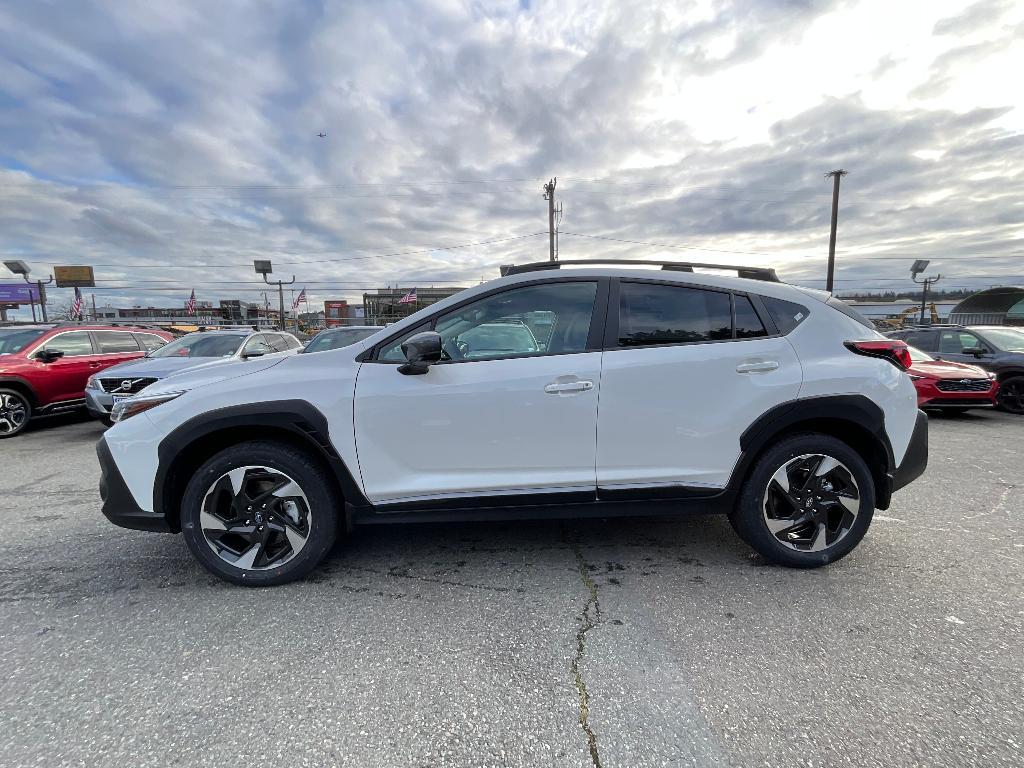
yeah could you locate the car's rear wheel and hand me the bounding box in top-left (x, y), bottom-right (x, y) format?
top-left (181, 441), bottom-right (338, 586)
top-left (730, 433), bottom-right (875, 568)
top-left (0, 389), bottom-right (31, 439)
top-left (996, 376), bottom-right (1024, 414)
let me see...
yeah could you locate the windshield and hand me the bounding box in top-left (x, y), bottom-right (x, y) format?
top-left (455, 323), bottom-right (539, 359)
top-left (148, 333), bottom-right (247, 358)
top-left (976, 328), bottom-right (1024, 351)
top-left (908, 346), bottom-right (934, 363)
top-left (0, 328), bottom-right (48, 355)
top-left (303, 327), bottom-right (380, 353)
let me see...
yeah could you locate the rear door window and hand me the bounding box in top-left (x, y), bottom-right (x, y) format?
top-left (733, 295), bottom-right (768, 339)
top-left (94, 331), bottom-right (142, 354)
top-left (901, 329), bottom-right (937, 352)
top-left (617, 283), bottom-right (732, 346)
top-left (266, 334), bottom-right (292, 352)
top-left (939, 331), bottom-right (981, 354)
top-left (134, 333), bottom-right (167, 351)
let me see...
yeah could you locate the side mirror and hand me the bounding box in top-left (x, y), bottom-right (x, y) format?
top-left (243, 349), bottom-right (265, 359)
top-left (36, 349), bottom-right (65, 363)
top-left (399, 331), bottom-right (443, 375)
top-left (962, 346), bottom-right (986, 357)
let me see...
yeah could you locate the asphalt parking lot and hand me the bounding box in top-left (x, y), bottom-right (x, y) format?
top-left (1, 411), bottom-right (1021, 768)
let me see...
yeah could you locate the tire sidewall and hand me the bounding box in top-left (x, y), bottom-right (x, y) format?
top-left (181, 442), bottom-right (337, 586)
top-left (733, 434), bottom-right (875, 568)
top-left (0, 388), bottom-right (32, 439)
top-left (996, 376), bottom-right (1024, 414)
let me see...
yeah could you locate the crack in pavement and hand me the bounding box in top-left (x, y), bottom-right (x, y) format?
top-left (336, 563), bottom-right (523, 593)
top-left (567, 535), bottom-right (604, 768)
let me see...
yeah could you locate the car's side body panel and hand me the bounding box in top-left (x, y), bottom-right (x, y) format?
top-left (354, 351), bottom-right (603, 504)
top-left (596, 335), bottom-right (802, 490)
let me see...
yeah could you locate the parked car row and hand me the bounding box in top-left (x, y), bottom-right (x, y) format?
top-left (885, 325), bottom-right (1024, 414)
top-left (0, 324), bottom-right (382, 437)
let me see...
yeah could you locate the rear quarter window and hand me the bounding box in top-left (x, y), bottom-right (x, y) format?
top-left (761, 296), bottom-right (810, 335)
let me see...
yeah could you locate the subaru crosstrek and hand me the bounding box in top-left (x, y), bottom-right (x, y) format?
top-left (97, 260), bottom-right (928, 586)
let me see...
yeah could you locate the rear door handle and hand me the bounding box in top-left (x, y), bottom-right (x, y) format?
top-left (544, 380), bottom-right (594, 394)
top-left (736, 361), bottom-right (779, 374)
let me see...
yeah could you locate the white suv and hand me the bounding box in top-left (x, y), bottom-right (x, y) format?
top-left (97, 260), bottom-right (928, 586)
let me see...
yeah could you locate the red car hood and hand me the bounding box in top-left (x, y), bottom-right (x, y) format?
top-left (909, 360), bottom-right (989, 380)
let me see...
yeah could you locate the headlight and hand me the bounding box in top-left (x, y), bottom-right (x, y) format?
top-left (110, 391), bottom-right (183, 423)
top-left (908, 374), bottom-right (925, 381)
top-left (86, 375), bottom-right (99, 389)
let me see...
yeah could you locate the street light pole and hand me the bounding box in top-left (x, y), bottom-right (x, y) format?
top-left (253, 260), bottom-right (294, 331)
top-left (910, 260), bottom-right (940, 325)
top-left (31, 276), bottom-right (53, 322)
top-left (2, 260), bottom-right (52, 322)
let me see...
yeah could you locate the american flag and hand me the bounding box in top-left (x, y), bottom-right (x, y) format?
top-left (71, 287), bottom-right (83, 320)
top-left (292, 288), bottom-right (307, 310)
top-left (186, 289), bottom-right (196, 316)
top-left (398, 288), bottom-right (417, 305)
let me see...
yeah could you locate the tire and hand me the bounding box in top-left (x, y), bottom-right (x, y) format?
top-left (0, 388), bottom-right (32, 439)
top-left (180, 440), bottom-right (338, 586)
top-left (729, 433), bottom-right (875, 568)
top-left (996, 376), bottom-right (1024, 414)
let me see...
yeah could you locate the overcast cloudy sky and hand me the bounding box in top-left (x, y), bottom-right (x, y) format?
top-left (1, 0), bottom-right (1022, 314)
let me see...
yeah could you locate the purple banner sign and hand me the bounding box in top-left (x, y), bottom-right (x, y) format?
top-left (0, 283), bottom-right (41, 304)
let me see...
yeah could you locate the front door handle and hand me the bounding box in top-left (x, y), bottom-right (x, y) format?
top-left (736, 361), bottom-right (779, 374)
top-left (544, 380), bottom-right (594, 394)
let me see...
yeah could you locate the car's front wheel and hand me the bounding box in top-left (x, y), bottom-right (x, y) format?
top-left (181, 441), bottom-right (338, 586)
top-left (996, 376), bottom-right (1024, 414)
top-left (0, 389), bottom-right (32, 439)
top-left (730, 433), bottom-right (875, 568)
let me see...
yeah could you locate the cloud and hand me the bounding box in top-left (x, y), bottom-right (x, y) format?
top-left (933, 0), bottom-right (1013, 36)
top-left (0, 0), bottom-right (1022, 315)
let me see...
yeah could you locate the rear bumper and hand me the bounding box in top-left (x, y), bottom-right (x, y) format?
top-left (97, 437), bottom-right (171, 532)
top-left (890, 409), bottom-right (928, 494)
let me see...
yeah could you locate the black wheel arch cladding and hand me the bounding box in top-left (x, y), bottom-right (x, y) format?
top-left (729, 394), bottom-right (897, 510)
top-left (154, 399), bottom-right (367, 531)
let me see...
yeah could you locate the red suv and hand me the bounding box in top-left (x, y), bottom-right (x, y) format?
top-left (0, 324), bottom-right (173, 438)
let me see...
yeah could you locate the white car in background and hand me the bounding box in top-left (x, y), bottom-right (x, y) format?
top-left (85, 329), bottom-right (302, 420)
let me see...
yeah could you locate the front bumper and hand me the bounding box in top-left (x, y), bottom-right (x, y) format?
top-left (85, 388), bottom-right (114, 418)
top-left (890, 409), bottom-right (928, 494)
top-left (914, 379), bottom-right (997, 409)
top-left (97, 437), bottom-right (171, 532)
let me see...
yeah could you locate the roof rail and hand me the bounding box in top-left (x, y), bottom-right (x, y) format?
top-left (499, 259), bottom-right (780, 282)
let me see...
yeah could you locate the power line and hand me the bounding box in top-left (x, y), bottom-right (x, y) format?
top-left (11, 231), bottom-right (548, 269)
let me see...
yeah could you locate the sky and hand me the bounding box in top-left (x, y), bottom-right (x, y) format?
top-left (1, 0), bottom-right (1022, 316)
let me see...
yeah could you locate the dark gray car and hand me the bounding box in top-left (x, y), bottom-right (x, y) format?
top-left (886, 325), bottom-right (1024, 413)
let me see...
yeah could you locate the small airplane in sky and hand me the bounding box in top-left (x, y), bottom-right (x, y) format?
top-left (317, 132), bottom-right (327, 138)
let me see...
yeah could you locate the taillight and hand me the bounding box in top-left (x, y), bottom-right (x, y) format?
top-left (844, 339), bottom-right (912, 371)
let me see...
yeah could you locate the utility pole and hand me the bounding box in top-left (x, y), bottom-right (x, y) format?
top-left (543, 178), bottom-right (557, 261)
top-left (824, 169), bottom-right (848, 293)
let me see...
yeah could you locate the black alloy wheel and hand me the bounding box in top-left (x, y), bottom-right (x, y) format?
top-left (762, 453), bottom-right (860, 553)
top-left (996, 376), bottom-right (1024, 414)
top-left (198, 466), bottom-right (313, 571)
top-left (730, 433), bottom-right (875, 568)
top-left (0, 389), bottom-right (31, 438)
top-left (181, 441), bottom-right (337, 586)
